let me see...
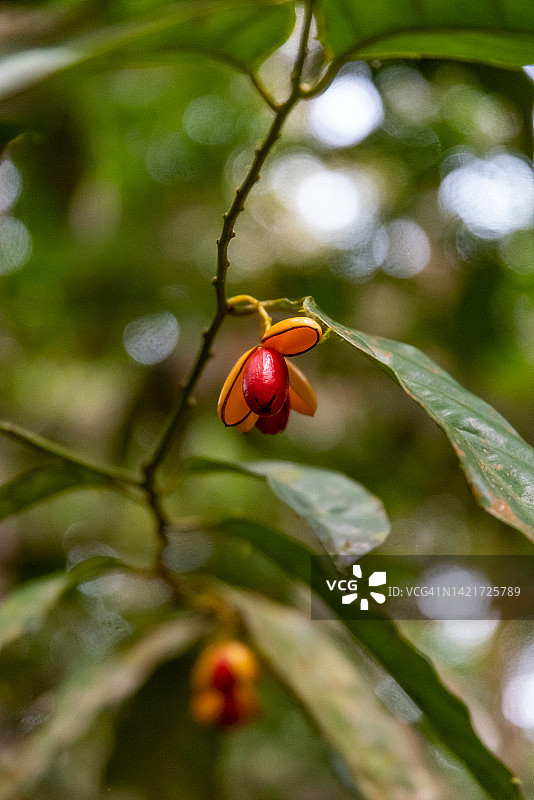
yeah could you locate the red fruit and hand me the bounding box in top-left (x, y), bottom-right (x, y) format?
top-left (242, 347), bottom-right (289, 416)
top-left (190, 643), bottom-right (261, 730)
top-left (218, 695), bottom-right (241, 727)
top-left (255, 399), bottom-right (290, 434)
top-left (218, 687), bottom-right (260, 728)
top-left (211, 660), bottom-right (236, 695)
top-left (191, 641), bottom-right (259, 692)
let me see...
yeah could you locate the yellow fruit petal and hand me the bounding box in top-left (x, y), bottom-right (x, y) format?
top-left (287, 360), bottom-right (317, 415)
top-left (190, 690), bottom-right (224, 726)
top-left (217, 347), bottom-right (258, 427)
top-left (261, 317), bottom-right (321, 356)
top-left (236, 412), bottom-right (259, 432)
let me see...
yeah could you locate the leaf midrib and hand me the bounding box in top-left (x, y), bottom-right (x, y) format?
top-left (331, 23), bottom-right (534, 65)
top-left (339, 330), bottom-right (532, 456)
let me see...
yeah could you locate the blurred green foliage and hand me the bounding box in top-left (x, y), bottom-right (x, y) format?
top-left (0, 1), bottom-right (533, 799)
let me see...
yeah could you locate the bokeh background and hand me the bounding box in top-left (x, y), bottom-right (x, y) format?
top-left (0, 5), bottom-right (533, 798)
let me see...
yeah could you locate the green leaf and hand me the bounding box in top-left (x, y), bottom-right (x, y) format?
top-left (305, 297), bottom-right (534, 542)
top-left (315, 0), bottom-right (534, 70)
top-left (228, 588), bottom-right (452, 800)
top-left (0, 615), bottom-right (207, 800)
top-left (334, 614), bottom-right (523, 800)
top-left (173, 522), bottom-right (298, 604)
top-left (0, 0), bottom-right (295, 101)
top-left (215, 518), bottom-right (312, 586)
top-left (0, 557), bottom-right (131, 653)
top-left (247, 461), bottom-right (391, 566)
top-left (0, 572), bottom-right (69, 653)
top-left (106, 655), bottom-right (222, 800)
top-left (0, 463), bottom-right (112, 521)
top-left (184, 458), bottom-right (390, 568)
top-left (218, 517), bottom-right (524, 800)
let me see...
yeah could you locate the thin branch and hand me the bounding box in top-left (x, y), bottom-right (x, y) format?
top-left (142, 1), bottom-right (315, 484)
top-left (140, 477), bottom-right (189, 597)
top-left (247, 71), bottom-right (279, 112)
top-left (0, 421), bottom-right (142, 493)
top-left (143, 475), bottom-right (171, 553)
top-left (289, 0), bottom-right (314, 95)
top-left (300, 56), bottom-right (343, 99)
top-left (227, 295), bottom-right (302, 317)
top-left (261, 296), bottom-right (304, 313)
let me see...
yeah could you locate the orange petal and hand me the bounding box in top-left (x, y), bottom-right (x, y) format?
top-left (287, 360), bottom-right (317, 416)
top-left (217, 346), bottom-right (258, 427)
top-left (190, 690), bottom-right (225, 726)
top-left (261, 317), bottom-right (321, 356)
top-left (236, 412), bottom-right (259, 432)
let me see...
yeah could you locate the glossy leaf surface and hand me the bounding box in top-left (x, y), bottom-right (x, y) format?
top-left (305, 298), bottom-right (534, 541)
top-left (184, 457), bottom-right (391, 566)
top-left (0, 1), bottom-right (295, 101)
top-left (229, 587), bottom-right (452, 800)
top-left (315, 0), bottom-right (534, 69)
top-left (217, 517), bottom-right (524, 800)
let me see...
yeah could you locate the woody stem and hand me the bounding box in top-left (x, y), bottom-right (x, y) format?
top-left (141, 1), bottom-right (315, 488)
